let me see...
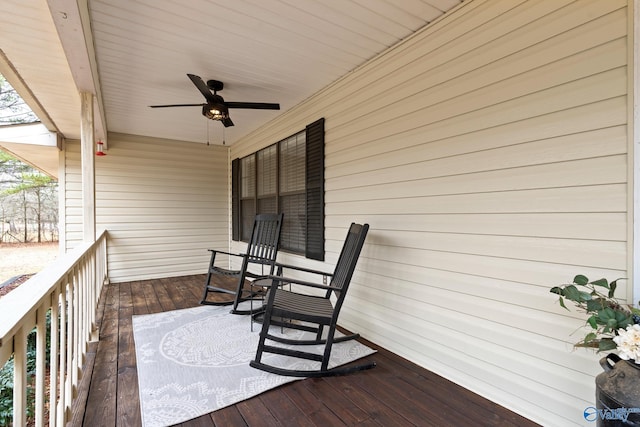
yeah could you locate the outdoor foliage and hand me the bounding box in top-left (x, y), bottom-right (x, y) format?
top-left (0, 151), bottom-right (58, 243)
top-left (550, 275), bottom-right (640, 353)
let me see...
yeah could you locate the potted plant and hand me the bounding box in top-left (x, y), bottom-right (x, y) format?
top-left (551, 275), bottom-right (640, 425)
top-left (551, 274), bottom-right (640, 355)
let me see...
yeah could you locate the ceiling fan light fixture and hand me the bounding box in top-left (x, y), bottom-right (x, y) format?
top-left (203, 103), bottom-right (229, 121)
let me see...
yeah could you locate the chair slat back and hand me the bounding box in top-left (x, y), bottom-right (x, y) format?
top-left (329, 223), bottom-right (369, 304)
top-left (247, 213), bottom-right (284, 267)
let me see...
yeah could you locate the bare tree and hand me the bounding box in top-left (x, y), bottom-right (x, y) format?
top-left (0, 74), bottom-right (37, 125)
top-left (0, 152), bottom-right (58, 243)
top-left (3, 173), bottom-right (57, 242)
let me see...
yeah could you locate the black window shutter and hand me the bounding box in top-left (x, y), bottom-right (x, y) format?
top-left (305, 118), bottom-right (325, 260)
top-left (231, 158), bottom-right (240, 241)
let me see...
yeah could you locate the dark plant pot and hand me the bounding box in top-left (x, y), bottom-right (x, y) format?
top-left (594, 353), bottom-right (640, 426)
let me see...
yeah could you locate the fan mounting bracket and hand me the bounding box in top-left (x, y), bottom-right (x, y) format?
top-left (207, 80), bottom-right (224, 92)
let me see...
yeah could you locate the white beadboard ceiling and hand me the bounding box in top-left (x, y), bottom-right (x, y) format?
top-left (0, 0), bottom-right (462, 148)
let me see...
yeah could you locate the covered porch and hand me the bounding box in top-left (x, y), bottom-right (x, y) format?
top-left (72, 274), bottom-right (538, 427)
top-left (1, 0), bottom-right (637, 425)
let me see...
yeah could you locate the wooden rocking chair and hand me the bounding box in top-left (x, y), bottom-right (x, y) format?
top-left (201, 213), bottom-right (283, 314)
top-left (250, 222), bottom-right (375, 377)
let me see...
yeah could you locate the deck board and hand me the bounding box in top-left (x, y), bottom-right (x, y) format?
top-left (71, 274), bottom-right (540, 427)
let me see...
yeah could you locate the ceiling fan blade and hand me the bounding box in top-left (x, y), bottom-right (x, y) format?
top-left (187, 73), bottom-right (217, 103)
top-left (149, 103), bottom-right (206, 108)
top-left (222, 117), bottom-right (234, 127)
top-left (225, 102), bottom-right (280, 110)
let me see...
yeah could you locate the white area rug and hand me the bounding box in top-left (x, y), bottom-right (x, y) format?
top-left (132, 305), bottom-right (376, 427)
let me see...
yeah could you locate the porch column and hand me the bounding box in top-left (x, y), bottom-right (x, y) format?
top-left (80, 91), bottom-right (96, 242)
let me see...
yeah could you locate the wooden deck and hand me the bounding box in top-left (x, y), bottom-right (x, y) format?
top-left (70, 274), bottom-right (540, 426)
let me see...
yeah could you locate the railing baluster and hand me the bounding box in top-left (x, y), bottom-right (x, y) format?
top-left (72, 266), bottom-right (80, 392)
top-left (89, 255), bottom-right (95, 338)
top-left (57, 282), bottom-right (67, 426)
top-left (13, 327), bottom-right (27, 427)
top-left (65, 277), bottom-right (74, 421)
top-left (35, 304), bottom-right (47, 427)
top-left (81, 261), bottom-right (87, 351)
top-left (49, 288), bottom-right (60, 427)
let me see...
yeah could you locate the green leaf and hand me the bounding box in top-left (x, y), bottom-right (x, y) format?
top-left (574, 275), bottom-right (589, 285)
top-left (586, 298), bottom-right (607, 312)
top-left (558, 297), bottom-right (567, 310)
top-left (549, 286), bottom-right (563, 296)
top-left (591, 278), bottom-right (609, 289)
top-left (587, 315), bottom-right (598, 329)
top-left (563, 285), bottom-right (590, 302)
top-left (579, 291), bottom-right (591, 302)
top-left (584, 332), bottom-right (598, 343)
top-left (599, 307), bottom-right (615, 321)
top-left (608, 280), bottom-right (617, 298)
top-left (598, 309), bottom-right (619, 332)
top-left (605, 318), bottom-right (618, 332)
top-left (615, 312), bottom-right (632, 329)
top-left (599, 339), bottom-right (618, 352)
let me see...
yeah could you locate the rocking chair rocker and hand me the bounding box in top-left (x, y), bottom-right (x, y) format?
top-left (250, 222), bottom-right (375, 377)
top-left (201, 213), bottom-right (283, 314)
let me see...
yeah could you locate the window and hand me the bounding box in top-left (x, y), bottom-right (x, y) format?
top-left (232, 118), bottom-right (324, 260)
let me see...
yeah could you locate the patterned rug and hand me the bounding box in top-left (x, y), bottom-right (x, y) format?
top-left (132, 305), bottom-right (376, 427)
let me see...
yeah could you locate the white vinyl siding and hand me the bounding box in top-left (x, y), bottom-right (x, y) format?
top-left (230, 0), bottom-right (630, 425)
top-left (64, 133), bottom-right (229, 283)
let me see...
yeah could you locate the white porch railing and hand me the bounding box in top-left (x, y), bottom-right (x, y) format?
top-left (0, 230), bottom-right (108, 427)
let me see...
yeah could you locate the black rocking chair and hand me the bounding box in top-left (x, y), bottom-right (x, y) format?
top-left (250, 222), bottom-right (375, 377)
top-left (201, 213), bottom-right (283, 314)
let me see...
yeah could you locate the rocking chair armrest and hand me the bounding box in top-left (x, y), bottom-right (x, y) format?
top-left (265, 274), bottom-right (339, 292)
top-left (207, 248), bottom-right (247, 259)
top-left (273, 262), bottom-right (333, 279)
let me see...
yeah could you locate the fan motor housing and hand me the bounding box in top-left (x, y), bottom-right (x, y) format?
top-left (207, 80), bottom-right (224, 92)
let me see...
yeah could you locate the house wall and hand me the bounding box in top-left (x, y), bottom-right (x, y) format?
top-left (229, 0), bottom-right (631, 425)
top-left (63, 132), bottom-right (229, 283)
